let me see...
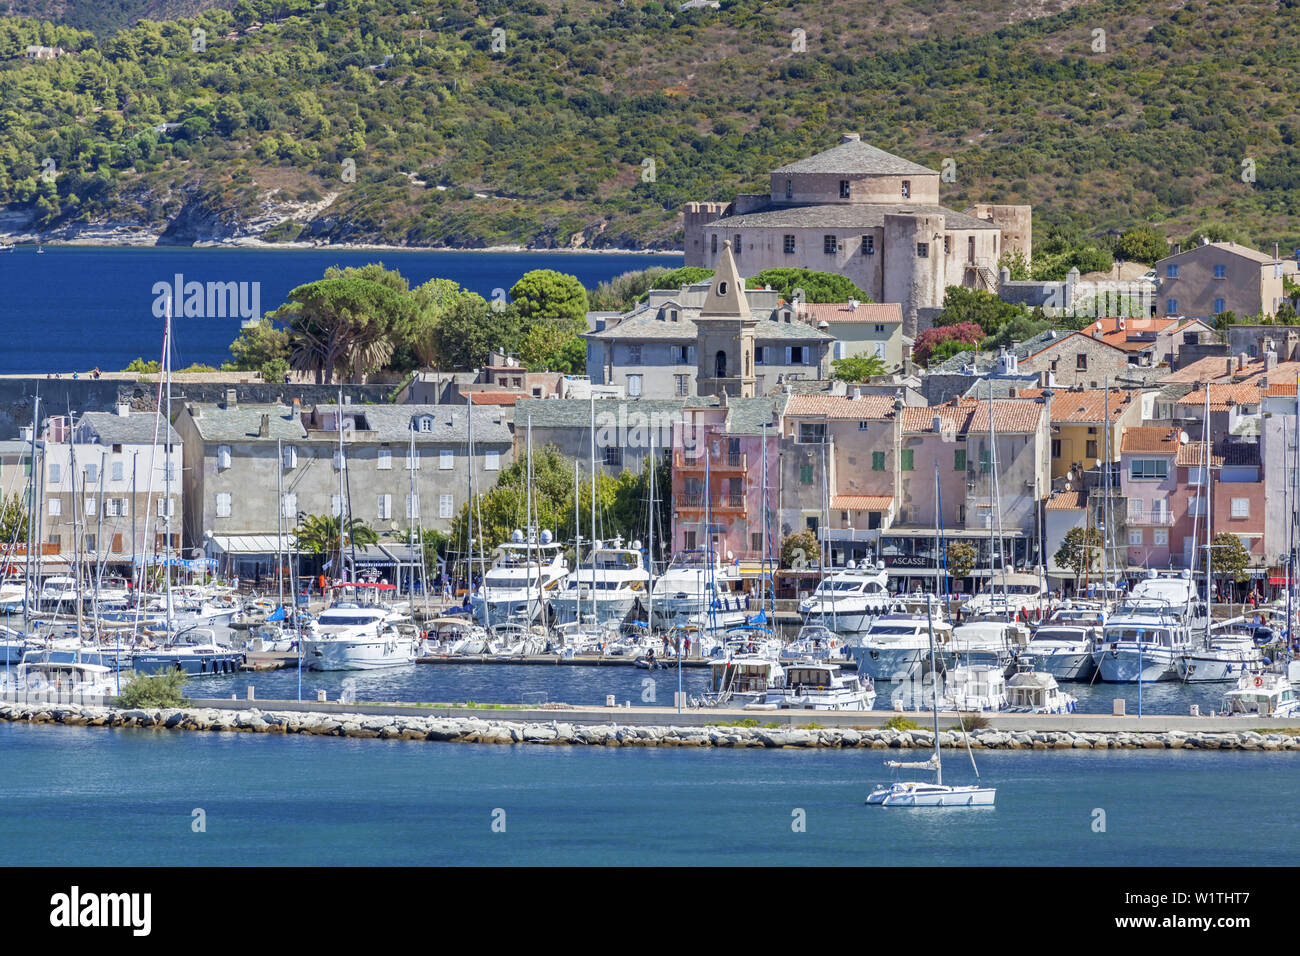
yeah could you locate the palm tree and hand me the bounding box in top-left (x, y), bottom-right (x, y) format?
top-left (294, 514), bottom-right (379, 556)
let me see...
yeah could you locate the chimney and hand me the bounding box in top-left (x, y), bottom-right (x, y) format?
top-left (932, 415), bottom-right (942, 433)
top-left (1237, 353), bottom-right (1247, 372)
top-left (1225, 357), bottom-right (1233, 377)
top-left (258, 414), bottom-right (270, 438)
top-left (852, 385), bottom-right (863, 400)
top-left (115, 402), bottom-right (129, 418)
top-left (841, 132), bottom-right (861, 143)
top-left (1266, 350), bottom-right (1278, 372)
top-left (224, 388), bottom-right (237, 409)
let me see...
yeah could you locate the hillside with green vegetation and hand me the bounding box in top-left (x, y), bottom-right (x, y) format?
top-left (1, 0), bottom-right (1297, 251)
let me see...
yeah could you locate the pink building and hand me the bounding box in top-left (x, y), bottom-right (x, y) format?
top-left (1123, 426), bottom-right (1266, 574)
top-left (671, 397), bottom-right (780, 563)
top-left (1121, 426), bottom-right (1181, 569)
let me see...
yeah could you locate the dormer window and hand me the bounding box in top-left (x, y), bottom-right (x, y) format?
top-left (901, 180), bottom-right (911, 199)
top-left (418, 417), bottom-right (433, 432)
top-left (671, 309), bottom-right (679, 322)
top-left (785, 179), bottom-right (793, 199)
top-left (839, 180), bottom-right (850, 199)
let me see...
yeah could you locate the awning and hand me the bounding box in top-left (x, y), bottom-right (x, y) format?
top-left (207, 534), bottom-right (300, 556)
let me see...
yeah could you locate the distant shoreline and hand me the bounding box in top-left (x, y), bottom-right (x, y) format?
top-left (0, 234), bottom-right (683, 257)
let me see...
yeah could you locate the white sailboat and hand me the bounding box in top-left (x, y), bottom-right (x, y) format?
top-left (868, 467), bottom-right (996, 808)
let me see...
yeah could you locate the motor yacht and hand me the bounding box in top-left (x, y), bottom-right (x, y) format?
top-left (851, 613), bottom-right (955, 681)
top-left (797, 561), bottom-right (892, 634)
top-left (748, 660), bottom-right (875, 711)
top-left (470, 529), bottom-right (570, 627)
top-left (649, 549), bottom-right (748, 630)
top-left (1094, 571), bottom-right (1204, 683)
top-left (549, 538), bottom-right (648, 627)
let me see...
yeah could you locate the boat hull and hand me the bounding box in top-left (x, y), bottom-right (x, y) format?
top-left (304, 638), bottom-right (417, 670)
top-left (1023, 648), bottom-right (1096, 681)
top-left (549, 594), bottom-right (638, 626)
top-left (132, 651), bottom-right (244, 676)
top-left (1094, 647), bottom-right (1178, 683)
top-left (851, 645), bottom-right (943, 681)
top-left (867, 784), bottom-right (997, 807)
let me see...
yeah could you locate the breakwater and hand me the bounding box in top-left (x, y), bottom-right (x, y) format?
top-left (5, 701), bottom-right (1300, 750)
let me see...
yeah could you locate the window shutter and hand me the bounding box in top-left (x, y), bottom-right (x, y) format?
top-left (84, 497), bottom-right (95, 516)
top-left (785, 347), bottom-right (793, 364)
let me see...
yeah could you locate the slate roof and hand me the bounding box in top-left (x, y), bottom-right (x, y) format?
top-left (711, 203), bottom-right (998, 232)
top-left (516, 398), bottom-right (700, 430)
top-left (931, 328), bottom-right (1078, 375)
top-left (772, 139), bottom-right (938, 177)
top-left (77, 410), bottom-right (180, 445)
top-left (585, 299), bottom-right (833, 343)
top-left (312, 404), bottom-right (513, 445)
top-left (182, 404), bottom-right (306, 442)
top-left (717, 397), bottom-right (781, 436)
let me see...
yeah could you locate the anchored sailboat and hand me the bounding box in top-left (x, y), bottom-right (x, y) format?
top-left (868, 464), bottom-right (996, 808)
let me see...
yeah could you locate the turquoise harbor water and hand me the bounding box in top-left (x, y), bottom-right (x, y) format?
top-left (184, 661), bottom-right (1233, 716)
top-left (0, 245), bottom-right (680, 374)
top-left (1, 720), bottom-right (1296, 866)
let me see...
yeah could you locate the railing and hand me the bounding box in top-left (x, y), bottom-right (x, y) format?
top-left (1127, 508), bottom-right (1174, 526)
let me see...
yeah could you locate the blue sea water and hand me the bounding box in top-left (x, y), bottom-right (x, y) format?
top-left (0, 720), bottom-right (1295, 866)
top-left (0, 245), bottom-right (680, 374)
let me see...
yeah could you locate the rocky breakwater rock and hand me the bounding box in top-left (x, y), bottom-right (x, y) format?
top-left (6, 703), bottom-right (1300, 753)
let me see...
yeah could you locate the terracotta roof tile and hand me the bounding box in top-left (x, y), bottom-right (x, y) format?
top-left (784, 393), bottom-right (897, 419)
top-left (1045, 490), bottom-right (1085, 510)
top-left (1175, 383), bottom-right (1263, 410)
top-left (831, 494), bottom-right (894, 511)
top-left (1176, 441), bottom-right (1225, 467)
top-left (1120, 426), bottom-right (1181, 453)
top-left (1017, 387), bottom-right (1132, 423)
top-left (795, 302), bottom-right (903, 324)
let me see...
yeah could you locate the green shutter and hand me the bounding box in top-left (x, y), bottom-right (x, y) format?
top-left (901, 449), bottom-right (914, 471)
top-left (980, 449), bottom-right (990, 473)
top-left (800, 463), bottom-right (813, 484)
top-left (872, 451), bottom-right (885, 471)
top-left (954, 449), bottom-right (966, 472)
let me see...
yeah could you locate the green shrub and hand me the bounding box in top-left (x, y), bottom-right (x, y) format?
top-left (884, 715), bottom-right (920, 731)
top-left (116, 669), bottom-right (187, 708)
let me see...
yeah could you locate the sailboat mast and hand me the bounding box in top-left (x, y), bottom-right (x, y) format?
top-left (277, 438), bottom-right (285, 609)
top-left (336, 386), bottom-right (345, 588)
top-left (409, 423), bottom-right (416, 617)
top-left (925, 588), bottom-right (941, 788)
top-left (68, 406), bottom-right (83, 642)
top-left (760, 423), bottom-right (767, 613)
top-left (23, 394), bottom-right (38, 630)
top-left (1203, 386), bottom-right (1212, 642)
top-left (648, 430), bottom-right (656, 638)
top-left (164, 299), bottom-right (174, 632)
top-left (589, 394), bottom-right (597, 626)
top-left (1102, 377), bottom-right (1109, 599)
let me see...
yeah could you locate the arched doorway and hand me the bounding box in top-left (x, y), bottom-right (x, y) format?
top-left (715, 350), bottom-right (727, 379)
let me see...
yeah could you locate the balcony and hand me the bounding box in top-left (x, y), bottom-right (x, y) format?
top-left (1128, 507), bottom-right (1175, 526)
top-left (674, 492), bottom-right (746, 514)
top-left (673, 449), bottom-right (747, 472)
